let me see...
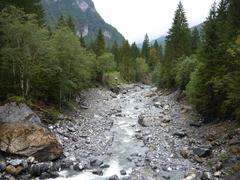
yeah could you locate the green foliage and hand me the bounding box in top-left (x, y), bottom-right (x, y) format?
top-left (102, 71), bottom-right (122, 89)
top-left (159, 2), bottom-right (192, 88)
top-left (191, 27), bottom-right (201, 53)
top-left (96, 53), bottom-right (116, 82)
top-left (0, 6), bottom-right (51, 99)
top-left (135, 58), bottom-right (149, 83)
top-left (141, 34), bottom-right (150, 62)
top-left (175, 55), bottom-right (198, 90)
top-left (0, 0), bottom-right (43, 20)
top-left (7, 96), bottom-right (26, 104)
top-left (94, 29), bottom-right (106, 57)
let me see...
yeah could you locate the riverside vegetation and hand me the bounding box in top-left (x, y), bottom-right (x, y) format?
top-left (0, 0), bottom-right (240, 179)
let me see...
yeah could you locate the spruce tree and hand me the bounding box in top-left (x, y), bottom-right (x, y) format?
top-left (162, 1), bottom-right (191, 88)
top-left (79, 33), bottom-right (86, 48)
top-left (141, 34), bottom-right (150, 62)
top-left (131, 42), bottom-right (140, 59)
top-left (94, 29), bottom-right (106, 57)
top-left (191, 27), bottom-right (201, 53)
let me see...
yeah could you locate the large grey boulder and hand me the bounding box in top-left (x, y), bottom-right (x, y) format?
top-left (0, 103), bottom-right (41, 124)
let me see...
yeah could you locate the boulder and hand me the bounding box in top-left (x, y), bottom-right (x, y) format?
top-left (0, 103), bottom-right (41, 124)
top-left (0, 122), bottom-right (63, 161)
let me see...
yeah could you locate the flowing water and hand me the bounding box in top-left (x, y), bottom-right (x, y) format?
top-left (56, 85), bottom-right (154, 179)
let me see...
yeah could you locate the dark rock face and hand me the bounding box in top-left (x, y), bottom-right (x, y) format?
top-left (0, 103), bottom-right (41, 124)
top-left (0, 122), bottom-right (63, 161)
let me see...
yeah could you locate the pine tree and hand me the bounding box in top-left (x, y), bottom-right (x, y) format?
top-left (162, 1), bottom-right (191, 88)
top-left (153, 40), bottom-right (163, 60)
top-left (79, 33), bottom-right (86, 48)
top-left (187, 2), bottom-right (224, 120)
top-left (119, 40), bottom-right (136, 81)
top-left (131, 42), bottom-right (140, 59)
top-left (67, 16), bottom-right (75, 33)
top-left (94, 29), bottom-right (106, 57)
top-left (141, 34), bottom-right (150, 62)
top-left (191, 27), bottom-right (201, 53)
top-left (111, 41), bottom-right (120, 64)
top-left (227, 0), bottom-right (240, 40)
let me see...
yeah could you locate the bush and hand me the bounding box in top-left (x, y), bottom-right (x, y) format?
top-left (96, 53), bottom-right (116, 82)
top-left (175, 55), bottom-right (198, 90)
top-left (7, 96), bottom-right (26, 104)
top-left (135, 58), bottom-right (149, 83)
top-left (102, 71), bottom-right (123, 88)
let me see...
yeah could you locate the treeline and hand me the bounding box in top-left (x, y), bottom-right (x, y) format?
top-left (0, 2), bottom-right (163, 109)
top-left (153, 0), bottom-right (240, 121)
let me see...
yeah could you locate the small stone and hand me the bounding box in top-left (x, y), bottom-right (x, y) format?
top-left (100, 164), bottom-right (110, 169)
top-left (193, 147), bottom-right (211, 157)
top-left (202, 171), bottom-right (212, 180)
top-left (0, 160), bottom-right (6, 172)
top-left (7, 159), bottom-right (22, 167)
top-left (92, 169), bottom-right (103, 176)
top-left (90, 159), bottom-right (103, 167)
top-left (109, 175), bottom-right (120, 180)
top-left (5, 165), bottom-right (23, 176)
top-left (163, 175), bottom-right (170, 179)
top-left (126, 157), bottom-right (132, 162)
top-left (27, 157), bottom-right (35, 163)
top-left (120, 169), bottom-right (127, 175)
top-left (214, 171), bottom-right (221, 177)
top-left (73, 163), bottom-right (84, 171)
top-left (39, 172), bottom-right (59, 179)
top-left (173, 132), bottom-right (187, 138)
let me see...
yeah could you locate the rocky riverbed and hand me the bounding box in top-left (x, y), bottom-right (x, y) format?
top-left (0, 84), bottom-right (239, 180)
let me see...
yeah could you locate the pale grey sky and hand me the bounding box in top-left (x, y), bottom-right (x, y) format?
top-left (92, 0), bottom-right (220, 43)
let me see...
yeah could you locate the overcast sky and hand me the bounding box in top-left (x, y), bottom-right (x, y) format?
top-left (92, 0), bottom-right (220, 43)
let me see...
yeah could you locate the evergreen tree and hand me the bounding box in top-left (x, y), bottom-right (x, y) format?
top-left (67, 16), bottom-right (75, 33)
top-left (111, 41), bottom-right (120, 65)
top-left (94, 29), bottom-right (106, 57)
top-left (131, 42), bottom-right (140, 59)
top-left (227, 0), bottom-right (240, 40)
top-left (187, 2), bottom-right (226, 120)
top-left (191, 27), bottom-right (201, 53)
top-left (141, 34), bottom-right (150, 62)
top-left (161, 1), bottom-right (191, 88)
top-left (79, 33), bottom-right (86, 48)
top-left (153, 40), bottom-right (163, 60)
top-left (119, 40), bottom-right (136, 81)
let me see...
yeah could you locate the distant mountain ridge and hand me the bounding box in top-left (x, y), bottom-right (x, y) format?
top-left (41, 0), bottom-right (124, 46)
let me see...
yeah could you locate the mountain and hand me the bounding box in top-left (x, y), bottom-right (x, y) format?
top-left (41, 0), bottom-right (124, 46)
top-left (150, 23), bottom-right (204, 47)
